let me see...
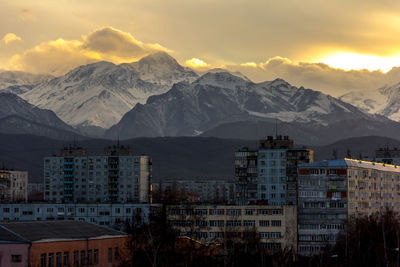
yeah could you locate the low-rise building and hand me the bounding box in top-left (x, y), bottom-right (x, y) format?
top-left (0, 221), bottom-right (129, 267)
top-left (297, 158), bottom-right (400, 255)
top-left (0, 169), bottom-right (28, 202)
top-left (0, 203), bottom-right (157, 230)
top-left (167, 205), bottom-right (297, 251)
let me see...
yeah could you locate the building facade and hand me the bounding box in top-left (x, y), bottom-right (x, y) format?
top-left (0, 169), bottom-right (28, 202)
top-left (297, 158), bottom-right (400, 255)
top-left (234, 147), bottom-right (258, 205)
top-left (257, 136), bottom-right (313, 205)
top-left (0, 203), bottom-right (157, 230)
top-left (44, 145), bottom-right (152, 203)
top-left (167, 205), bottom-right (297, 251)
top-left (0, 221), bottom-right (129, 267)
top-left (153, 179), bottom-right (236, 204)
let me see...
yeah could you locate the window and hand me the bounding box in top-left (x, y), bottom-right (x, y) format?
top-left (41, 254), bottom-right (46, 267)
top-left (271, 220), bottom-right (281, 227)
top-left (243, 220), bottom-right (255, 227)
top-left (211, 209), bottom-right (223, 215)
top-left (63, 252), bottom-right (69, 267)
top-left (73, 251), bottom-right (78, 267)
top-left (115, 247), bottom-right (119, 260)
top-left (80, 251), bottom-right (85, 266)
top-left (87, 250), bottom-right (92, 265)
top-left (11, 254), bottom-right (22, 262)
top-left (226, 209), bottom-right (241, 216)
top-left (259, 220), bottom-right (270, 227)
top-left (195, 209), bottom-right (207, 215)
top-left (94, 249), bottom-right (99, 265)
top-left (49, 253), bottom-right (54, 267)
top-left (56, 252), bottom-right (61, 267)
top-left (108, 248), bottom-right (112, 263)
top-left (245, 209), bottom-right (254, 215)
top-left (209, 220), bottom-right (224, 227)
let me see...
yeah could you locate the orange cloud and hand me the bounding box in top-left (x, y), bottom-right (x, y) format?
top-left (8, 27), bottom-right (170, 75)
top-left (2, 33), bottom-right (22, 45)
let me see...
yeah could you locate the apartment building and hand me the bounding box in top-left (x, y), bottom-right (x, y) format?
top-left (0, 221), bottom-right (129, 267)
top-left (257, 136), bottom-right (313, 205)
top-left (0, 203), bottom-right (157, 230)
top-left (44, 145), bottom-right (152, 203)
top-left (234, 147), bottom-right (258, 205)
top-left (153, 179), bottom-right (236, 204)
top-left (0, 169), bottom-right (28, 202)
top-left (167, 205), bottom-right (297, 251)
top-left (297, 158), bottom-right (400, 255)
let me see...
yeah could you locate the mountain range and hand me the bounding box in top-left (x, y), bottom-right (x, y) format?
top-left (21, 52), bottom-right (198, 134)
top-left (0, 93), bottom-right (80, 140)
top-left (1, 52), bottom-right (400, 145)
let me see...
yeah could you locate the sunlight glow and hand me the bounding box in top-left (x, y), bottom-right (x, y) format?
top-left (318, 52), bottom-right (400, 73)
top-left (185, 58), bottom-right (209, 68)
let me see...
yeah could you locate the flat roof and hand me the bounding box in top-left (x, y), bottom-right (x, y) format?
top-left (299, 158), bottom-right (400, 173)
top-left (0, 221), bottom-right (127, 243)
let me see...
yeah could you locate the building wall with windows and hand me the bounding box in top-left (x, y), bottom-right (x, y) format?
top-left (43, 146), bottom-right (152, 204)
top-left (234, 147), bottom-right (258, 205)
top-left (167, 205), bottom-right (297, 251)
top-left (257, 136), bottom-right (313, 205)
top-left (0, 243), bottom-right (29, 267)
top-left (0, 221), bottom-right (129, 267)
top-left (297, 158), bottom-right (400, 255)
top-left (0, 203), bottom-right (157, 230)
top-left (30, 237), bottom-right (128, 267)
top-left (0, 169), bottom-right (28, 202)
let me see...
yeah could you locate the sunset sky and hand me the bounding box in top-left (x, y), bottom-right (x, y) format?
top-left (1, 0), bottom-right (400, 95)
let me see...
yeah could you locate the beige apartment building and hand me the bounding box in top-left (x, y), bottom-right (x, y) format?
top-left (298, 158), bottom-right (400, 255)
top-left (167, 205), bottom-right (297, 251)
top-left (0, 169), bottom-right (28, 202)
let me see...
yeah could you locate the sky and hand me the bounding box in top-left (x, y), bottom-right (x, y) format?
top-left (1, 0), bottom-right (400, 96)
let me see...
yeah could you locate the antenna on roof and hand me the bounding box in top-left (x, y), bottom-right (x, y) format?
top-left (275, 118), bottom-right (278, 138)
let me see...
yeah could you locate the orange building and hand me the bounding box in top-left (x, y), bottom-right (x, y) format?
top-left (0, 221), bottom-right (130, 267)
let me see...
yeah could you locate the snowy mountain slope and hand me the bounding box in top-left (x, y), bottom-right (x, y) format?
top-left (105, 72), bottom-right (374, 139)
top-left (0, 93), bottom-right (79, 139)
top-left (0, 71), bottom-right (53, 94)
top-left (339, 82), bottom-right (400, 121)
top-left (21, 52), bottom-right (198, 129)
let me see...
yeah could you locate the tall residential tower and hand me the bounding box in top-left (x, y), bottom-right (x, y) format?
top-left (44, 145), bottom-right (152, 203)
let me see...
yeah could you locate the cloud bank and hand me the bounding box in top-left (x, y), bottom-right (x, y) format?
top-left (8, 27), bottom-right (170, 75)
top-left (226, 57), bottom-right (400, 97)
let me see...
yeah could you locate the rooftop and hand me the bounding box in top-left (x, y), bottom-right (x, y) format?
top-left (0, 221), bottom-right (127, 243)
top-left (299, 158), bottom-right (400, 173)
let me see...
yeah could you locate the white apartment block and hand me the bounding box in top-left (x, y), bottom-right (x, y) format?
top-left (43, 146), bottom-right (152, 204)
top-left (0, 169), bottom-right (28, 202)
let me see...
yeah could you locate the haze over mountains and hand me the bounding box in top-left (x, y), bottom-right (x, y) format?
top-left (2, 52), bottom-right (400, 144)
